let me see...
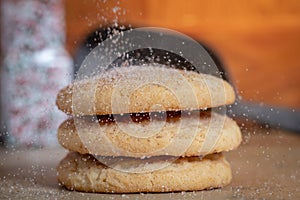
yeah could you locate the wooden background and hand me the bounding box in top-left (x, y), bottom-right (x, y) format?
top-left (65, 0), bottom-right (300, 109)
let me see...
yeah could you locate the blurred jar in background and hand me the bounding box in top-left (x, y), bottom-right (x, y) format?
top-left (1, 0), bottom-right (73, 147)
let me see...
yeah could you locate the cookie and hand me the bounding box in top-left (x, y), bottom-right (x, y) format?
top-left (57, 111), bottom-right (241, 157)
top-left (57, 152), bottom-right (232, 193)
top-left (56, 65), bottom-right (235, 115)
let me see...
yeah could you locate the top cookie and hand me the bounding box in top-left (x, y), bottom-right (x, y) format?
top-left (56, 65), bottom-right (235, 115)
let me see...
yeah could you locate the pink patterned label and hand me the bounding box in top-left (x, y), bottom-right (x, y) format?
top-left (1, 0), bottom-right (72, 147)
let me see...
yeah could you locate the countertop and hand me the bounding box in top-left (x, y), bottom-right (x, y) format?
top-left (0, 126), bottom-right (299, 199)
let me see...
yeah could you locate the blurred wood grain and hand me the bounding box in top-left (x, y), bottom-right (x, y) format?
top-left (65, 0), bottom-right (300, 108)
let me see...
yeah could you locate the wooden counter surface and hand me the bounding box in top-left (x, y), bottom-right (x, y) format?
top-left (0, 127), bottom-right (299, 199)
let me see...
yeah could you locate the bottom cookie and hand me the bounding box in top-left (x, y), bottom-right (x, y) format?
top-left (57, 152), bottom-right (232, 193)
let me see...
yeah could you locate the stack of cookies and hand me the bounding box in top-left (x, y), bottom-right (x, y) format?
top-left (56, 65), bottom-right (242, 193)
